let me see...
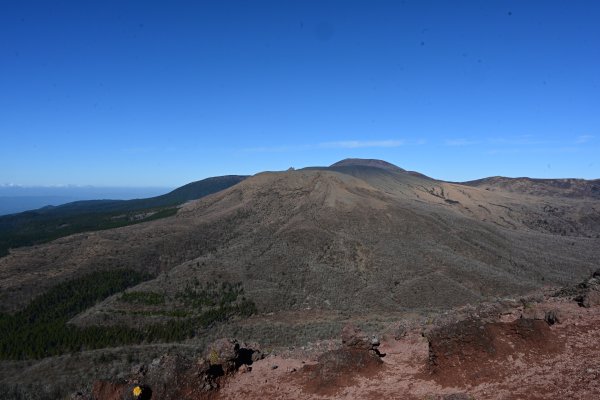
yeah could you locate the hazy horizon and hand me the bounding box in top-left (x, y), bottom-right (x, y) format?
top-left (1, 156), bottom-right (598, 214)
top-left (0, 185), bottom-right (173, 216)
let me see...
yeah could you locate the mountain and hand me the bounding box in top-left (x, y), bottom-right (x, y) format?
top-left (1, 160), bottom-right (598, 317)
top-left (1, 159), bottom-right (599, 398)
top-left (0, 175), bottom-right (247, 257)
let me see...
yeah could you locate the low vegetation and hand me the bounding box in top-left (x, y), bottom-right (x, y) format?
top-left (176, 280), bottom-right (246, 309)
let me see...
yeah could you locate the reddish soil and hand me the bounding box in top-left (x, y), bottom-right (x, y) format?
top-left (91, 380), bottom-right (126, 400)
top-left (216, 298), bottom-right (600, 400)
top-left (300, 348), bottom-right (383, 396)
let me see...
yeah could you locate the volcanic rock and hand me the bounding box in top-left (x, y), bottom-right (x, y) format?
top-left (425, 317), bottom-right (562, 386)
top-left (205, 338), bottom-right (263, 373)
top-left (545, 309), bottom-right (563, 325)
top-left (520, 307), bottom-right (546, 320)
top-left (341, 324), bottom-right (372, 350)
top-left (580, 289), bottom-right (600, 307)
top-left (88, 340), bottom-right (262, 400)
top-left (575, 270), bottom-right (600, 307)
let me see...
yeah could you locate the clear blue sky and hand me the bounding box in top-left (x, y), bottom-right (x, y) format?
top-left (1, 0), bottom-right (599, 187)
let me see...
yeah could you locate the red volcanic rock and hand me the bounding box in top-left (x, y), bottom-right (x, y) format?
top-left (341, 324), bottom-right (371, 350)
top-left (198, 296), bottom-right (600, 399)
top-left (340, 323), bottom-right (381, 352)
top-left (299, 324), bottom-right (384, 395)
top-left (425, 317), bottom-right (563, 386)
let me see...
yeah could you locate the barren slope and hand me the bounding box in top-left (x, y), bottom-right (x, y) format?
top-left (1, 163), bottom-right (599, 323)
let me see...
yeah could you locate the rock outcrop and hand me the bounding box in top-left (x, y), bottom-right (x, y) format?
top-left (425, 317), bottom-right (562, 386)
top-left (86, 339), bottom-right (262, 399)
top-left (205, 338), bottom-right (262, 374)
top-left (340, 323), bottom-right (383, 356)
top-left (300, 324), bottom-right (384, 395)
top-left (575, 269), bottom-right (600, 307)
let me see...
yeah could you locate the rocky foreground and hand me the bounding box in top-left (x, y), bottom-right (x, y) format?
top-left (74, 271), bottom-right (600, 400)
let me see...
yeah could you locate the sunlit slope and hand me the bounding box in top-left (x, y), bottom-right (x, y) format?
top-left (1, 162), bottom-right (598, 320)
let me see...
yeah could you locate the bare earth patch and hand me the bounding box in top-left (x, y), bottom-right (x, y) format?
top-left (216, 298), bottom-right (600, 400)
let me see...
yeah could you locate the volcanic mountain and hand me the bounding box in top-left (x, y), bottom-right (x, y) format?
top-left (1, 159), bottom-right (598, 318)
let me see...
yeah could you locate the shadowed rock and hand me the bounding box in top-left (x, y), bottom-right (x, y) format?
top-left (545, 309), bottom-right (563, 325)
top-left (576, 269), bottom-right (600, 307)
top-left (87, 339), bottom-right (262, 399)
top-left (341, 323), bottom-right (385, 357)
top-left (205, 338), bottom-right (262, 374)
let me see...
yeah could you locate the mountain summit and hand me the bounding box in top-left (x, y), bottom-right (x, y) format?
top-left (330, 158), bottom-right (404, 171)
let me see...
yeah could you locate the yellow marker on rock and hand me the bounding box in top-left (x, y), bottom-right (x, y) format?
top-left (133, 386), bottom-right (142, 397)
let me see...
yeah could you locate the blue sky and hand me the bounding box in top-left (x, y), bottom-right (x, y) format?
top-left (1, 0), bottom-right (599, 187)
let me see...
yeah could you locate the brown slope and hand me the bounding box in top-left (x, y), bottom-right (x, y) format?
top-left (1, 167), bottom-right (599, 319)
top-left (461, 176), bottom-right (600, 199)
top-left (314, 165), bottom-right (600, 238)
top-left (65, 170), bottom-right (600, 325)
top-left (453, 176), bottom-right (600, 238)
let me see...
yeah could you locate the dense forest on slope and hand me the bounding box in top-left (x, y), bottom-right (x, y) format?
top-left (0, 270), bottom-right (256, 359)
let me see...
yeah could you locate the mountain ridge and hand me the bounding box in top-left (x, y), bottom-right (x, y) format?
top-left (2, 163), bottom-right (599, 317)
top-left (1, 159), bottom-right (599, 400)
top-left (0, 175), bottom-right (248, 257)
top-left (461, 175), bottom-right (600, 199)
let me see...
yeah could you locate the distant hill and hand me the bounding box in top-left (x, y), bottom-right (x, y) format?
top-left (0, 186), bottom-right (170, 216)
top-left (0, 175), bottom-right (247, 257)
top-left (0, 196), bottom-right (78, 216)
top-left (461, 176), bottom-right (600, 199)
top-left (30, 175), bottom-right (248, 215)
